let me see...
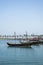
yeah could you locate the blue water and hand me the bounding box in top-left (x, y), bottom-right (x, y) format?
top-left (0, 40), bottom-right (43, 65)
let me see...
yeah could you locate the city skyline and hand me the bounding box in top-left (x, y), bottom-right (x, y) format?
top-left (0, 0), bottom-right (43, 35)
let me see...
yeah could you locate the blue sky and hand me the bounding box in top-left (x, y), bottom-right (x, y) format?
top-left (0, 0), bottom-right (43, 35)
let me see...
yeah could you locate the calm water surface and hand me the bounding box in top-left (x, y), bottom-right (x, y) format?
top-left (0, 40), bottom-right (43, 65)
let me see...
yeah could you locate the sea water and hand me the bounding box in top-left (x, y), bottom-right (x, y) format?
top-left (0, 40), bottom-right (43, 65)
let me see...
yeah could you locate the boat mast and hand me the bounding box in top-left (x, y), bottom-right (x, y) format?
top-left (25, 31), bottom-right (28, 40)
top-left (14, 32), bottom-right (16, 44)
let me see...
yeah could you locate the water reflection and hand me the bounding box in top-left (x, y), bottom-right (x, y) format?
top-left (7, 45), bottom-right (32, 49)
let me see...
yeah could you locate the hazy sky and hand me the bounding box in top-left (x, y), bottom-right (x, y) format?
top-left (0, 0), bottom-right (43, 35)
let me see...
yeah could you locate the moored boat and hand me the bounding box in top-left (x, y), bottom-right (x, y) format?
top-left (7, 41), bottom-right (39, 47)
top-left (7, 42), bottom-right (31, 47)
